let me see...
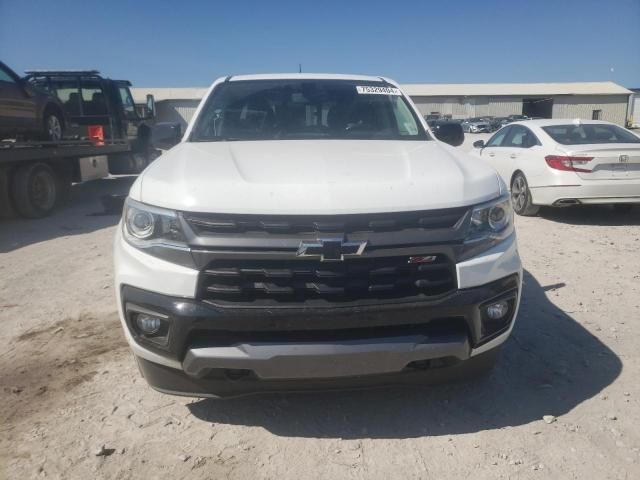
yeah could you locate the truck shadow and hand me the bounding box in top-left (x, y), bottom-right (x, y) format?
top-left (539, 205), bottom-right (640, 226)
top-left (188, 270), bottom-right (622, 438)
top-left (0, 176), bottom-right (134, 254)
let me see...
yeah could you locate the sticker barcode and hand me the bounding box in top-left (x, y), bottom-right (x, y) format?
top-left (356, 86), bottom-right (401, 95)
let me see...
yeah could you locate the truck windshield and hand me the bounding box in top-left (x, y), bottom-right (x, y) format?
top-left (190, 79), bottom-right (429, 142)
top-left (118, 86), bottom-right (138, 120)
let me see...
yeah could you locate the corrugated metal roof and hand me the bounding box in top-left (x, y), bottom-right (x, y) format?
top-left (401, 81), bottom-right (632, 97)
top-left (132, 81), bottom-right (632, 103)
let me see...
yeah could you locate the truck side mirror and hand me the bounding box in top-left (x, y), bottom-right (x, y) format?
top-left (151, 122), bottom-right (182, 149)
top-left (146, 94), bottom-right (156, 119)
top-left (473, 140), bottom-right (485, 148)
top-left (432, 122), bottom-right (464, 147)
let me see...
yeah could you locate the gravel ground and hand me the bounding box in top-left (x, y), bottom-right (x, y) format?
top-left (1, 139), bottom-right (640, 479)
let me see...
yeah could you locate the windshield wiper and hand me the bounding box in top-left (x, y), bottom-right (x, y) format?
top-left (193, 137), bottom-right (244, 142)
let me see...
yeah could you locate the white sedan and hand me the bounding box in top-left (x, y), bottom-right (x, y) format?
top-left (470, 119), bottom-right (640, 215)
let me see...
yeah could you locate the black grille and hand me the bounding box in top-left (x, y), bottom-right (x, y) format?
top-left (184, 208), bottom-right (467, 235)
top-left (188, 318), bottom-right (468, 348)
top-left (198, 254), bottom-right (456, 305)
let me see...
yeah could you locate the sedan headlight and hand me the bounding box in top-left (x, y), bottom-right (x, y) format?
top-left (122, 198), bottom-right (194, 267)
top-left (461, 195), bottom-right (514, 258)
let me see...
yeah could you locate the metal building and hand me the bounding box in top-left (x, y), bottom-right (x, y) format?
top-left (403, 82), bottom-right (632, 125)
top-left (629, 88), bottom-right (640, 128)
top-left (133, 81), bottom-right (633, 128)
top-left (132, 88), bottom-right (206, 130)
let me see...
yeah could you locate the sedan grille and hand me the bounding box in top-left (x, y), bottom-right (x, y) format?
top-left (198, 255), bottom-right (456, 305)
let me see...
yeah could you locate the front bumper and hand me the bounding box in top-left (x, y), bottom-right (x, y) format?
top-left (119, 273), bottom-right (520, 397)
top-left (115, 226), bottom-right (522, 397)
top-left (135, 347), bottom-right (502, 398)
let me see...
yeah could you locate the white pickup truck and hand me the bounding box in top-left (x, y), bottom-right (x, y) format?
top-left (114, 74), bottom-right (522, 397)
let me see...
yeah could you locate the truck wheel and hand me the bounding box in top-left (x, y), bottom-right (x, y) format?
top-left (43, 111), bottom-right (63, 141)
top-left (511, 173), bottom-right (540, 216)
top-left (10, 163), bottom-right (58, 218)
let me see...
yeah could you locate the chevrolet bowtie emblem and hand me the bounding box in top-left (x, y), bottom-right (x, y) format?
top-left (297, 238), bottom-right (367, 262)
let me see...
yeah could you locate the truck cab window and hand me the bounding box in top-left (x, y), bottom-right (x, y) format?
top-left (51, 79), bottom-right (81, 116)
top-left (118, 87), bottom-right (138, 120)
top-left (81, 82), bottom-right (108, 115)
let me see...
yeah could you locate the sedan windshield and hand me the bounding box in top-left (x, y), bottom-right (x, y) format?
top-left (190, 79), bottom-right (429, 142)
top-left (542, 124), bottom-right (640, 145)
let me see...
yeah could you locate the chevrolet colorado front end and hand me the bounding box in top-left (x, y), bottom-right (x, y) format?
top-left (114, 74), bottom-right (522, 397)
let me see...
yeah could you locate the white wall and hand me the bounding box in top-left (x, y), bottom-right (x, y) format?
top-left (552, 95), bottom-right (628, 125)
top-left (412, 96), bottom-right (522, 118)
top-left (155, 100), bottom-right (200, 129)
top-left (631, 94), bottom-right (640, 128)
top-left (151, 95), bottom-right (631, 127)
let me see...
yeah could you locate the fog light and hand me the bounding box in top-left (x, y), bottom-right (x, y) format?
top-left (486, 300), bottom-right (509, 320)
top-left (136, 313), bottom-right (162, 334)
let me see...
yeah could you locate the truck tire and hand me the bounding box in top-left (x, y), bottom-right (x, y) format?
top-left (511, 172), bottom-right (540, 216)
top-left (10, 163), bottom-right (58, 218)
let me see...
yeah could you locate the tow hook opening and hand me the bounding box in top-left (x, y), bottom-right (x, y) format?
top-left (406, 357), bottom-right (460, 371)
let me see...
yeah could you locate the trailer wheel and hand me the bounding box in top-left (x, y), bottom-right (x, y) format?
top-left (10, 163), bottom-right (58, 218)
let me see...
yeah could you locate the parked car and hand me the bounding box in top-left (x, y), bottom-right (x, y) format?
top-left (471, 119), bottom-right (640, 215)
top-left (488, 117), bottom-right (508, 131)
top-left (504, 114), bottom-right (530, 124)
top-left (114, 73), bottom-right (522, 398)
top-left (426, 118), bottom-right (439, 130)
top-left (462, 117), bottom-right (491, 133)
top-left (426, 118), bottom-right (453, 131)
top-left (0, 61), bottom-right (66, 141)
top-left (424, 113), bottom-right (442, 122)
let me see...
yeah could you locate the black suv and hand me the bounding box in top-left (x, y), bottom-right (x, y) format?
top-left (0, 61), bottom-right (66, 141)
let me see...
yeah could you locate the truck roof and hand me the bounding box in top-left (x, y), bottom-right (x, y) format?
top-left (24, 69), bottom-right (100, 76)
top-left (24, 70), bottom-right (132, 86)
top-left (227, 73), bottom-right (398, 84)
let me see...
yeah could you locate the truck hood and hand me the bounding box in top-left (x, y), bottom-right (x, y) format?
top-left (133, 140), bottom-right (500, 214)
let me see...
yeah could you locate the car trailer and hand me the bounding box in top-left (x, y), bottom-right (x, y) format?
top-left (0, 139), bottom-right (129, 218)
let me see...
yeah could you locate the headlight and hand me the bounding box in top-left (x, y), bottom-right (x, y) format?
top-left (122, 198), bottom-right (193, 267)
top-left (461, 196), bottom-right (514, 258)
top-left (126, 208), bottom-right (155, 239)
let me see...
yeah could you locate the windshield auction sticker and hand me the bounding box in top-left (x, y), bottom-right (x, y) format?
top-left (356, 86), bottom-right (401, 95)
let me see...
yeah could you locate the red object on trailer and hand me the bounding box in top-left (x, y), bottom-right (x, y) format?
top-left (88, 125), bottom-right (105, 146)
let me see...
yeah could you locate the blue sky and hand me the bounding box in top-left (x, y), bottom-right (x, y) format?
top-left (1, 0), bottom-right (639, 88)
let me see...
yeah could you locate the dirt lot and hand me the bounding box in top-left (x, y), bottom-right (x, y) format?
top-left (1, 140), bottom-right (640, 479)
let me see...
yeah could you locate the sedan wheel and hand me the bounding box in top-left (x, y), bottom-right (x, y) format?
top-left (511, 173), bottom-right (540, 216)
